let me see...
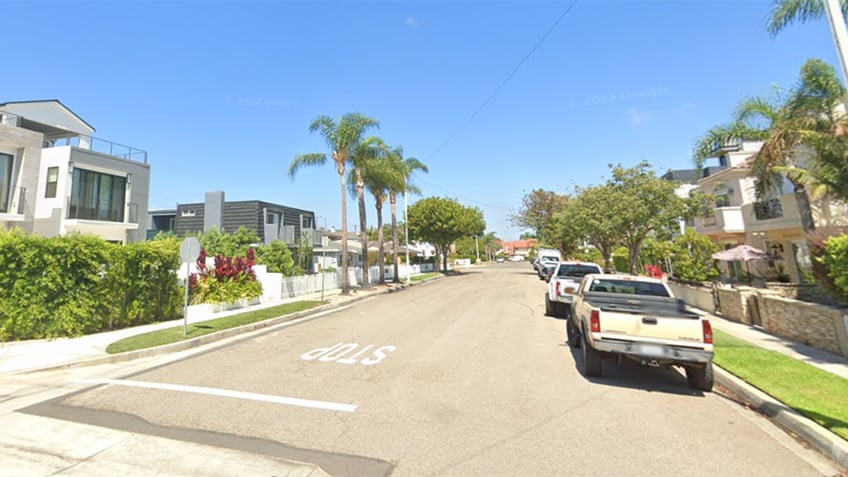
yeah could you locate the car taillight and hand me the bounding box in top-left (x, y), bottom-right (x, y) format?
top-left (590, 310), bottom-right (600, 333)
top-left (702, 320), bottom-right (713, 344)
top-left (556, 282), bottom-right (561, 295)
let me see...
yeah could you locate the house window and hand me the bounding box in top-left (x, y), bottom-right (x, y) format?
top-left (267, 212), bottom-right (279, 224)
top-left (0, 153), bottom-right (12, 214)
top-left (301, 215), bottom-right (313, 229)
top-left (45, 167), bottom-right (59, 198)
top-left (180, 210), bottom-right (196, 217)
top-left (68, 168), bottom-right (126, 222)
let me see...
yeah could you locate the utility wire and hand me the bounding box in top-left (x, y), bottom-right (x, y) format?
top-left (425, 0), bottom-right (580, 161)
top-left (417, 1), bottom-right (579, 211)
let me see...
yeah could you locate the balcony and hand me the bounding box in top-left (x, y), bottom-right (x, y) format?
top-left (1, 108), bottom-right (148, 164)
top-left (0, 186), bottom-right (26, 218)
top-left (754, 198), bottom-right (783, 220)
top-left (695, 206), bottom-right (745, 234)
top-left (51, 136), bottom-right (148, 164)
top-left (743, 194), bottom-right (801, 233)
top-left (66, 197), bottom-right (138, 224)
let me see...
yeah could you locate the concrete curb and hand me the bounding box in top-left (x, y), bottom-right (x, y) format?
top-left (5, 282), bottom-right (417, 377)
top-left (715, 366), bottom-right (848, 469)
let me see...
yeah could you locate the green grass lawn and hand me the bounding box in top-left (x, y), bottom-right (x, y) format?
top-left (410, 272), bottom-right (442, 282)
top-left (713, 329), bottom-right (848, 440)
top-left (105, 301), bottom-right (323, 354)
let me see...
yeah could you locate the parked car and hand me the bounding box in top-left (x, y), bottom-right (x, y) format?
top-left (568, 273), bottom-right (714, 391)
top-left (496, 256), bottom-right (505, 263)
top-left (538, 263), bottom-right (556, 281)
top-left (545, 261), bottom-right (603, 317)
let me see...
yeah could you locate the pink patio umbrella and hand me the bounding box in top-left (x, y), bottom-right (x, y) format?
top-left (711, 244), bottom-right (782, 280)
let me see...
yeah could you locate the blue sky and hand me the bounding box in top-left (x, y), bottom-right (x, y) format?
top-left (2, 0), bottom-right (843, 240)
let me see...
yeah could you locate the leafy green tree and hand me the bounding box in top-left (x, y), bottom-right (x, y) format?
top-left (670, 228), bottom-right (720, 282)
top-left (196, 227), bottom-right (260, 258)
top-left (556, 185), bottom-right (620, 271)
top-left (289, 113), bottom-right (380, 294)
top-left (408, 197), bottom-right (485, 272)
top-left (255, 240), bottom-right (295, 275)
top-left (607, 162), bottom-right (688, 274)
top-left (511, 189), bottom-right (569, 246)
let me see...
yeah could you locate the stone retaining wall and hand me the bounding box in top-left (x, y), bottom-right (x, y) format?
top-left (678, 284), bottom-right (848, 358)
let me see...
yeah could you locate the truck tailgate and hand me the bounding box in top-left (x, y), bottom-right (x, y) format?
top-left (599, 310), bottom-right (705, 345)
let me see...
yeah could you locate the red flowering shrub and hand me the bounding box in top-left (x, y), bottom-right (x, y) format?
top-left (189, 248), bottom-right (261, 304)
top-left (645, 264), bottom-right (664, 279)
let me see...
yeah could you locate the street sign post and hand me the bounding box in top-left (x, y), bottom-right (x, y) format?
top-left (179, 237), bottom-right (201, 336)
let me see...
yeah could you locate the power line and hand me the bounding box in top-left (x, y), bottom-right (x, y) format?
top-left (425, 0), bottom-right (580, 161)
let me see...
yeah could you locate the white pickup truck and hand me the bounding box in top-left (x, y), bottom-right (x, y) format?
top-left (545, 261), bottom-right (603, 318)
top-left (567, 273), bottom-right (715, 391)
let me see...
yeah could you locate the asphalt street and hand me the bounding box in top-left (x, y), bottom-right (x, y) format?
top-left (11, 263), bottom-right (846, 476)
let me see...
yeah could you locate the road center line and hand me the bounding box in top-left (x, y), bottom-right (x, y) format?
top-left (75, 378), bottom-right (357, 413)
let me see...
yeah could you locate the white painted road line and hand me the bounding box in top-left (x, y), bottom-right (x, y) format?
top-left (75, 378), bottom-right (357, 413)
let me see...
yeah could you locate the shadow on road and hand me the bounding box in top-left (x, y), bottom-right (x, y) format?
top-left (562, 343), bottom-right (707, 397)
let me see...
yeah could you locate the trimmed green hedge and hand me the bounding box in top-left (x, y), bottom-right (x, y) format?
top-left (0, 230), bottom-right (183, 341)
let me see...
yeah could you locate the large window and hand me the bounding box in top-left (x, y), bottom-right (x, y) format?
top-left (69, 168), bottom-right (126, 222)
top-left (0, 153), bottom-right (12, 213)
top-left (45, 167), bottom-right (58, 198)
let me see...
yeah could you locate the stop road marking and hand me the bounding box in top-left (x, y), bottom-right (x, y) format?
top-left (300, 342), bottom-right (396, 366)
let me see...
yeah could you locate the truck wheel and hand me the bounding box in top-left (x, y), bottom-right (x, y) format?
top-left (686, 362), bottom-right (714, 392)
top-left (545, 293), bottom-right (554, 316)
top-left (581, 331), bottom-right (602, 377)
top-left (566, 319), bottom-right (580, 348)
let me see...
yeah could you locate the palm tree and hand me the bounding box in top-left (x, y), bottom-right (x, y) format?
top-left (766, 0), bottom-right (848, 37)
top-left (349, 136), bottom-right (386, 289)
top-left (289, 113), bottom-right (379, 295)
top-left (694, 59), bottom-right (848, 234)
top-left (357, 142), bottom-right (399, 285)
top-left (385, 147), bottom-right (428, 283)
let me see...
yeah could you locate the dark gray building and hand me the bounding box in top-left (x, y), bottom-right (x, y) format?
top-left (147, 191), bottom-right (316, 246)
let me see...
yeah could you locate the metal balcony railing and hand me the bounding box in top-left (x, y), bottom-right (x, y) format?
top-left (66, 197), bottom-right (138, 224)
top-left (0, 185), bottom-right (25, 215)
top-left (754, 198), bottom-right (784, 220)
top-left (0, 110), bottom-right (22, 127)
top-left (52, 136), bottom-right (148, 164)
top-left (0, 109), bottom-right (148, 164)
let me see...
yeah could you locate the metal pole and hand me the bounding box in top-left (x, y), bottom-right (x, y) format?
top-left (404, 189), bottom-right (411, 285)
top-left (183, 263), bottom-right (190, 336)
top-left (475, 235), bottom-right (480, 262)
top-left (824, 0), bottom-right (848, 89)
top-left (321, 217), bottom-right (327, 302)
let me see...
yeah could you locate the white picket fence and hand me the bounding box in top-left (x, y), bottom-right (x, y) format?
top-left (256, 263), bottom-right (436, 303)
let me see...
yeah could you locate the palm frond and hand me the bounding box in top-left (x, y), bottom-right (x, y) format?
top-left (765, 0), bottom-right (835, 37)
top-left (308, 115), bottom-right (337, 152)
top-left (734, 95), bottom-right (781, 127)
top-left (289, 153), bottom-right (327, 177)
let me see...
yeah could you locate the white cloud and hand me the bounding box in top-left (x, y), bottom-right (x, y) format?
top-left (628, 107), bottom-right (651, 127)
top-left (405, 17), bottom-right (419, 28)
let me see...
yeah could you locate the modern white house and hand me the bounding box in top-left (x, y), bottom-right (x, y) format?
top-left (694, 139), bottom-right (848, 282)
top-left (0, 100), bottom-right (149, 243)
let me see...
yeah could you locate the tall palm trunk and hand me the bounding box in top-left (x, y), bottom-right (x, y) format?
top-left (375, 198), bottom-right (385, 284)
top-left (390, 192), bottom-right (400, 283)
top-left (355, 169), bottom-right (369, 289)
top-left (337, 163), bottom-right (349, 294)
top-left (794, 184), bottom-right (816, 233)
